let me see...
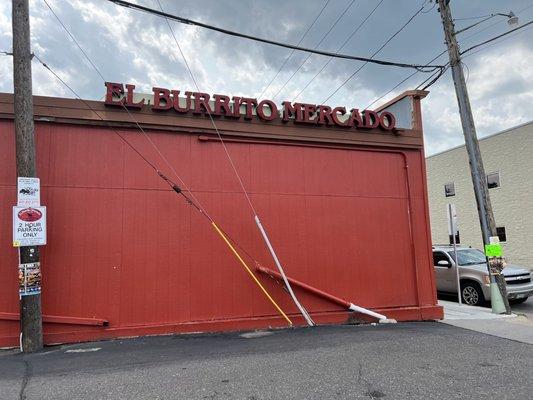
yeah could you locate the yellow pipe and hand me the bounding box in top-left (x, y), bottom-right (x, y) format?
top-left (211, 221), bottom-right (293, 326)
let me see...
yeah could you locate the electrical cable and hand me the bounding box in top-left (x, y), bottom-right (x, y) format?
top-left (417, 64), bottom-right (449, 90)
top-left (42, 0), bottom-right (212, 219)
top-left (256, 0), bottom-right (331, 99)
top-left (321, 0), bottom-right (428, 105)
top-left (40, 1), bottom-right (295, 326)
top-left (269, 0), bottom-right (357, 101)
top-left (461, 60), bottom-right (470, 84)
top-left (454, 14), bottom-right (493, 21)
top-left (155, 0), bottom-right (316, 327)
top-left (152, 0), bottom-right (257, 216)
top-left (105, 0), bottom-right (443, 72)
top-left (365, 3), bottom-right (533, 110)
top-left (460, 19), bottom-right (533, 54)
top-left (292, 0), bottom-right (384, 102)
top-left (461, 4), bottom-right (533, 41)
top-left (462, 23), bottom-right (533, 59)
top-left (365, 50), bottom-right (447, 109)
top-left (33, 53), bottom-right (293, 327)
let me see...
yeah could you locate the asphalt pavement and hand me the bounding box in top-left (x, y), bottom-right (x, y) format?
top-left (1, 322), bottom-right (532, 400)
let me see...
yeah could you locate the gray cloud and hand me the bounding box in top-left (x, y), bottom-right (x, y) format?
top-left (0, 0), bottom-right (532, 155)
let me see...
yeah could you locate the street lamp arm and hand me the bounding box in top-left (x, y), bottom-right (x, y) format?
top-left (455, 12), bottom-right (518, 35)
top-left (460, 19), bottom-right (532, 55)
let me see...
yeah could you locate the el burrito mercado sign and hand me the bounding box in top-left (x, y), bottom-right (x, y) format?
top-left (104, 82), bottom-right (398, 132)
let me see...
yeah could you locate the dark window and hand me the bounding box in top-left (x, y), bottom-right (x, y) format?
top-left (433, 251), bottom-right (450, 266)
top-left (448, 249), bottom-right (486, 265)
top-left (496, 227), bottom-right (507, 242)
top-left (487, 172), bottom-right (500, 189)
top-left (448, 231), bottom-right (460, 245)
top-left (444, 182), bottom-right (455, 197)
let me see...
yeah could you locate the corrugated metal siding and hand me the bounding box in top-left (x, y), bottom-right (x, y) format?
top-left (0, 120), bottom-right (439, 346)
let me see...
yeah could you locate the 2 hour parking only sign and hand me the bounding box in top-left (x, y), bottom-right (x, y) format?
top-left (13, 206), bottom-right (47, 247)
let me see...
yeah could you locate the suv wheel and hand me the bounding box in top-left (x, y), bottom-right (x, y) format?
top-left (461, 281), bottom-right (485, 306)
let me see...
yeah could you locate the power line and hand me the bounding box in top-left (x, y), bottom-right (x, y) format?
top-left (256, 0), bottom-right (331, 99)
top-left (417, 64), bottom-right (449, 90)
top-left (409, 19), bottom-right (533, 92)
top-left (463, 24), bottom-right (533, 60)
top-left (460, 19), bottom-right (533, 54)
top-left (269, 0), bottom-right (357, 101)
top-left (153, 0), bottom-right (257, 216)
top-left (32, 53), bottom-right (205, 213)
top-left (154, 0), bottom-right (316, 327)
top-left (321, 1), bottom-right (428, 105)
top-left (454, 14), bottom-right (493, 21)
top-left (365, 4), bottom-right (533, 110)
top-left (292, 0), bottom-right (384, 102)
top-left (42, 0), bottom-right (212, 220)
top-left (365, 50), bottom-right (447, 109)
top-left (460, 4), bottom-right (533, 41)
top-left (106, 0), bottom-right (443, 72)
top-left (33, 40), bottom-right (295, 328)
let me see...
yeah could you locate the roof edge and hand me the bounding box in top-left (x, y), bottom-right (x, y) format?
top-left (426, 120), bottom-right (533, 159)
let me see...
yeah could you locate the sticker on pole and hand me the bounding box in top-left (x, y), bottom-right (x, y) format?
top-left (13, 206), bottom-right (47, 247)
top-left (19, 262), bottom-right (41, 296)
top-left (17, 177), bottom-right (40, 207)
top-left (485, 243), bottom-right (502, 257)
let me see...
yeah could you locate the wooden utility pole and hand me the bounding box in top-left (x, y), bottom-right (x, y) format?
top-left (12, 0), bottom-right (43, 351)
top-left (437, 0), bottom-right (510, 314)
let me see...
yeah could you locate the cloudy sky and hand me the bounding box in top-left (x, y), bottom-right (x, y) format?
top-left (0, 0), bottom-right (532, 155)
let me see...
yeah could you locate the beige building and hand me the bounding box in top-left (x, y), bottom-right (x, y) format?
top-left (426, 121), bottom-right (533, 269)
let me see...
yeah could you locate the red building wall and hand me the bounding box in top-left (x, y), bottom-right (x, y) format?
top-left (0, 93), bottom-right (441, 347)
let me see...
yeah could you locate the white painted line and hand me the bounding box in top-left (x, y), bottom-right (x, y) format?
top-left (239, 331), bottom-right (273, 339)
top-left (65, 347), bottom-right (101, 353)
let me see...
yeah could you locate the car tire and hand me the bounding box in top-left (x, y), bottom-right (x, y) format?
top-left (510, 298), bottom-right (528, 305)
top-left (460, 281), bottom-right (485, 306)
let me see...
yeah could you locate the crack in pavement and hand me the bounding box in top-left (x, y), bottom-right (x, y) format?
top-left (19, 358), bottom-right (32, 400)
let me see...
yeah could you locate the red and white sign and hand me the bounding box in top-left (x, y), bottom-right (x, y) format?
top-left (13, 206), bottom-right (47, 247)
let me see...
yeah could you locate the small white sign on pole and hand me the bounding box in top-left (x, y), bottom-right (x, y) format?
top-left (446, 203), bottom-right (458, 235)
top-left (13, 206), bottom-right (47, 247)
top-left (17, 177), bottom-right (40, 207)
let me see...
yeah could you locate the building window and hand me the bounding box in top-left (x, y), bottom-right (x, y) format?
top-left (444, 182), bottom-right (455, 197)
top-left (487, 172), bottom-right (500, 189)
top-left (496, 227), bottom-right (507, 242)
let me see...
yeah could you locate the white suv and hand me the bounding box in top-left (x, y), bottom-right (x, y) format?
top-left (432, 245), bottom-right (533, 306)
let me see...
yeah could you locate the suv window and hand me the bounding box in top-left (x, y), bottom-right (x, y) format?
top-left (433, 251), bottom-right (450, 266)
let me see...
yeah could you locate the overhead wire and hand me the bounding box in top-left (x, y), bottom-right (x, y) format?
top-left (460, 19), bottom-right (533, 54)
top-left (42, 0), bottom-right (212, 219)
top-left (462, 23), bottom-right (533, 59)
top-left (460, 4), bottom-right (533, 41)
top-left (40, 0), bottom-right (294, 326)
top-left (416, 19), bottom-right (533, 90)
top-left (292, 0), bottom-right (384, 102)
top-left (366, 4), bottom-right (533, 109)
top-left (321, 0), bottom-right (430, 105)
top-left (152, 0), bottom-right (257, 216)
top-left (365, 50), bottom-right (447, 109)
top-left (454, 14), bottom-right (493, 21)
top-left (154, 0), bottom-right (316, 327)
top-left (256, 0), bottom-right (331, 99)
top-left (105, 0), bottom-right (443, 72)
top-left (269, 0), bottom-right (357, 101)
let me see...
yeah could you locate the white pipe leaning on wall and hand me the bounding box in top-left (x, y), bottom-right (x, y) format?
top-left (254, 215), bottom-right (315, 327)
